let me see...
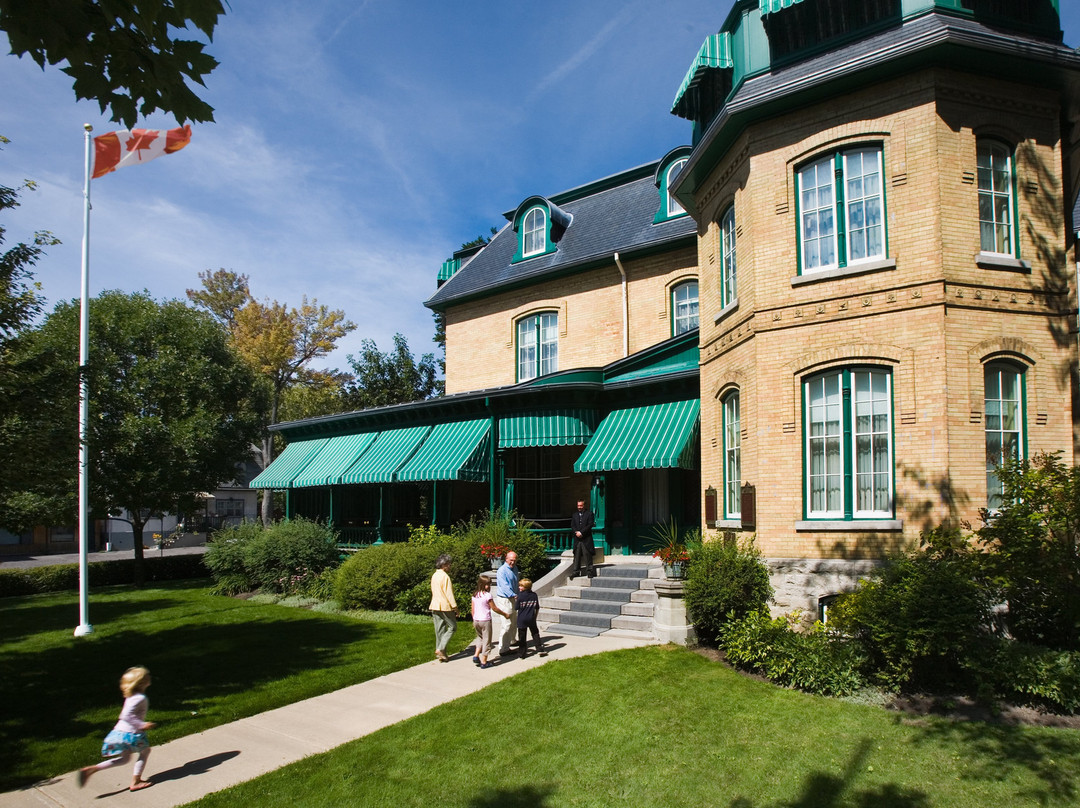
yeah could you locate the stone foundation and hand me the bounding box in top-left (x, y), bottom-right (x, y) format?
top-left (766, 558), bottom-right (884, 622)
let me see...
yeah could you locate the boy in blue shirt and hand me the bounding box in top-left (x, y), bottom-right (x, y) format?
top-left (516, 579), bottom-right (546, 658)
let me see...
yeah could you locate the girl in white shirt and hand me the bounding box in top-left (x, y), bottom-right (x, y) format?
top-left (78, 666), bottom-right (156, 791)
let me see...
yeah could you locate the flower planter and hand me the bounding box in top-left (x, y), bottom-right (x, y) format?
top-left (489, 557), bottom-right (503, 570)
top-left (663, 561), bottom-right (686, 580)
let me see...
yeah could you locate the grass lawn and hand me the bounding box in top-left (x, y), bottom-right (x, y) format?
top-left (186, 645), bottom-right (1080, 808)
top-left (0, 579), bottom-right (470, 791)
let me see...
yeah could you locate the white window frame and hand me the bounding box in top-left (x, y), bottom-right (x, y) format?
top-left (522, 206), bottom-right (547, 258)
top-left (984, 363), bottom-right (1024, 510)
top-left (723, 391), bottom-right (741, 519)
top-left (798, 146), bottom-right (884, 274)
top-left (977, 141), bottom-right (1015, 256)
top-left (672, 280), bottom-right (699, 335)
top-left (804, 367), bottom-right (893, 519)
top-left (721, 205), bottom-right (737, 307)
top-left (666, 158), bottom-right (688, 218)
top-left (516, 312), bottom-right (558, 382)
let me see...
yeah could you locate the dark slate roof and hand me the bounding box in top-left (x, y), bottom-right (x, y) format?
top-left (674, 10), bottom-right (1080, 212)
top-left (426, 159), bottom-right (697, 310)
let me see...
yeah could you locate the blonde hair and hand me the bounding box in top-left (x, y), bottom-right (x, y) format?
top-left (520, 579), bottom-right (533, 591)
top-left (120, 666), bottom-right (151, 698)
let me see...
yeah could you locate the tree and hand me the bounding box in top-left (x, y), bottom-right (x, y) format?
top-left (0, 291), bottom-right (268, 584)
top-left (187, 270), bottom-right (356, 522)
top-left (0, 0), bottom-right (225, 127)
top-left (341, 333), bottom-right (441, 410)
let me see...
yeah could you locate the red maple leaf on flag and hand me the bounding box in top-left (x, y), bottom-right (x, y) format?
top-left (124, 129), bottom-right (160, 160)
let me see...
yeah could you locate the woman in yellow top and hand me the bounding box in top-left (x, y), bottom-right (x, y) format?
top-left (429, 554), bottom-right (457, 662)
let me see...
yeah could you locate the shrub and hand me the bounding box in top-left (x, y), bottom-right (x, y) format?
top-left (243, 518), bottom-right (339, 594)
top-left (976, 452), bottom-right (1080, 651)
top-left (683, 534), bottom-right (772, 645)
top-left (828, 543), bottom-right (994, 692)
top-left (335, 541), bottom-right (439, 611)
top-left (719, 610), bottom-right (866, 697)
top-left (204, 521), bottom-right (263, 594)
top-left (980, 639), bottom-right (1080, 714)
top-left (396, 581), bottom-right (433, 615)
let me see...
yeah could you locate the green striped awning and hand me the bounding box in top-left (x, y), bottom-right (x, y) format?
top-left (438, 258), bottom-right (461, 283)
top-left (759, 0), bottom-right (805, 13)
top-left (671, 33), bottom-right (734, 112)
top-left (250, 438), bottom-right (331, 489)
top-left (573, 400), bottom-right (700, 472)
top-left (397, 419), bottom-right (491, 482)
top-left (341, 425), bottom-right (432, 485)
top-left (498, 409), bottom-right (597, 448)
top-left (291, 432), bottom-right (379, 488)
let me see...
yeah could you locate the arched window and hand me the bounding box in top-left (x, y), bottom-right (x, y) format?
top-left (522, 207), bottom-right (547, 258)
top-left (804, 367), bottom-right (892, 519)
top-left (672, 281), bottom-right (699, 335)
top-left (720, 205), bottom-right (736, 307)
top-left (517, 312), bottom-right (558, 381)
top-left (666, 158), bottom-right (688, 218)
top-left (723, 391), bottom-right (741, 519)
top-left (977, 140), bottom-right (1016, 256)
top-left (985, 362), bottom-right (1025, 509)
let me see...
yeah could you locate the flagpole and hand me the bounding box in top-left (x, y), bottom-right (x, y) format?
top-left (75, 123), bottom-right (94, 637)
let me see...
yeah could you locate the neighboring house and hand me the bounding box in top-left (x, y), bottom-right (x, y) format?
top-left (254, 156), bottom-right (704, 553)
top-left (670, 0), bottom-right (1080, 612)
top-left (255, 0), bottom-right (1080, 614)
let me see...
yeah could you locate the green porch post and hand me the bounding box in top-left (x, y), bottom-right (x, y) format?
top-left (375, 484), bottom-right (387, 545)
top-left (591, 474), bottom-right (612, 555)
top-left (284, 489), bottom-right (291, 519)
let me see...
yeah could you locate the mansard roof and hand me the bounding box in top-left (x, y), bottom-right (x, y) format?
top-left (425, 158), bottom-right (697, 311)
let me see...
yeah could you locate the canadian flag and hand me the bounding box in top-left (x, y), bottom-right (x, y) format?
top-left (92, 125), bottom-right (192, 179)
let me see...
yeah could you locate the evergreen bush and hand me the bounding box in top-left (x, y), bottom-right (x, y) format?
top-left (242, 518), bottom-right (339, 594)
top-left (683, 534), bottom-right (772, 645)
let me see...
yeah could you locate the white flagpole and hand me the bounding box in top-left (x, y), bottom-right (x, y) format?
top-left (75, 123), bottom-right (94, 637)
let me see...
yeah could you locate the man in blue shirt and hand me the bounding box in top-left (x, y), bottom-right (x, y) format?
top-left (494, 551), bottom-right (519, 657)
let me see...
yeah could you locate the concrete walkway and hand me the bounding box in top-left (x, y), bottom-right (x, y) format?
top-left (2, 630), bottom-right (656, 807)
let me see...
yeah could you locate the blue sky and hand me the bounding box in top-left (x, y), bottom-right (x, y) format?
top-left (2, 2), bottom-right (1078, 372)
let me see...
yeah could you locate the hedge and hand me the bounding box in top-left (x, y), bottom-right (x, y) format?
top-left (0, 553), bottom-right (208, 598)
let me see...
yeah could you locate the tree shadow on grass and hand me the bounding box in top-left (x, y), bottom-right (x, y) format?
top-left (469, 783), bottom-right (556, 808)
top-left (900, 716), bottom-right (1080, 806)
top-left (728, 740), bottom-right (930, 808)
top-left (0, 606), bottom-right (407, 790)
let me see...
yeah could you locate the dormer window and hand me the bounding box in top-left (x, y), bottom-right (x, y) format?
top-left (666, 158), bottom-right (688, 217)
top-left (522, 207), bottom-right (547, 257)
top-left (654, 147), bottom-right (693, 223)
top-left (511, 196), bottom-right (570, 263)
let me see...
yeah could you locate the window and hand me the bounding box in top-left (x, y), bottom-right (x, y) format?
top-left (666, 158), bottom-right (688, 217)
top-left (522, 207), bottom-right (547, 258)
top-left (798, 146), bottom-right (884, 274)
top-left (517, 312), bottom-right (558, 381)
top-left (672, 281), bottom-right (699, 335)
top-left (723, 391), bottom-right (741, 519)
top-left (720, 205), bottom-right (737, 307)
top-left (978, 141), bottom-right (1015, 255)
top-left (804, 368), bottom-right (892, 519)
top-left (216, 498), bottom-right (244, 518)
top-left (985, 363), bottom-right (1024, 510)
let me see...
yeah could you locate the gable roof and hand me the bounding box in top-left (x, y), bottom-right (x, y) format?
top-left (425, 158), bottom-right (697, 311)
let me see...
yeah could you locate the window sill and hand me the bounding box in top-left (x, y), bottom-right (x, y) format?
top-left (713, 298), bottom-right (739, 326)
top-left (795, 519), bottom-right (903, 532)
top-left (713, 519), bottom-right (742, 529)
top-left (975, 252), bottom-right (1031, 272)
top-left (791, 258), bottom-right (896, 287)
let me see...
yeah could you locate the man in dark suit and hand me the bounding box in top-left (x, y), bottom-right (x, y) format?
top-left (569, 499), bottom-right (595, 579)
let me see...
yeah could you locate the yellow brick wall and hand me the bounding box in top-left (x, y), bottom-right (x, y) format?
top-left (696, 68), bottom-right (1076, 559)
top-left (443, 245), bottom-right (698, 393)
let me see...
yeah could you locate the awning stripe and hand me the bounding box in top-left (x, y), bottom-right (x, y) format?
top-left (341, 425), bottom-right (432, 485)
top-left (396, 419), bottom-right (491, 482)
top-left (292, 432), bottom-right (379, 488)
top-left (759, 0), bottom-right (805, 14)
top-left (498, 409), bottom-right (597, 448)
top-left (671, 33), bottom-right (734, 112)
top-left (249, 438), bottom-right (332, 489)
top-left (573, 400), bottom-right (700, 472)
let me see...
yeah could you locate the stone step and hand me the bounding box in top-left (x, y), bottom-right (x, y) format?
top-left (630, 590), bottom-right (658, 604)
top-left (595, 565), bottom-right (651, 579)
top-left (587, 577), bottom-right (642, 592)
top-left (611, 614), bottom-right (654, 632)
top-left (542, 622), bottom-right (604, 638)
top-left (559, 610), bottom-right (617, 629)
top-left (620, 601), bottom-right (655, 618)
top-left (567, 599), bottom-right (623, 616)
